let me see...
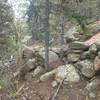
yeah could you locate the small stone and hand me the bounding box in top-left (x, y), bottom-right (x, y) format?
top-left (89, 92), bottom-right (96, 98)
top-left (51, 81), bottom-right (58, 88)
top-left (67, 53), bottom-right (80, 63)
top-left (32, 66), bottom-right (44, 77)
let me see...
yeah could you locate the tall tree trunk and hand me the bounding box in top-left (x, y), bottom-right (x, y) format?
top-left (32, 18), bottom-right (38, 42)
top-left (44, 0), bottom-right (50, 70)
top-left (60, 0), bottom-right (65, 45)
top-left (60, 15), bottom-right (65, 44)
top-left (31, 0), bottom-right (38, 42)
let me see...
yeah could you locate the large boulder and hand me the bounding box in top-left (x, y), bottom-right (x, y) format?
top-left (22, 45), bottom-right (34, 60)
top-left (69, 41), bottom-right (88, 50)
top-left (39, 49), bottom-right (61, 68)
top-left (40, 64), bottom-right (80, 84)
top-left (19, 58), bottom-right (36, 80)
top-left (56, 64), bottom-right (80, 83)
top-left (76, 60), bottom-right (95, 78)
top-left (39, 49), bottom-right (59, 63)
top-left (67, 53), bottom-right (80, 63)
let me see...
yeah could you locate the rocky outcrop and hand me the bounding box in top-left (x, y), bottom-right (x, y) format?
top-left (18, 33), bottom-right (100, 91)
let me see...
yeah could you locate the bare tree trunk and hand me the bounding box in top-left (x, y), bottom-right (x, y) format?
top-left (32, 16), bottom-right (38, 42)
top-left (60, 15), bottom-right (65, 44)
top-left (60, 0), bottom-right (65, 45)
top-left (44, 0), bottom-right (50, 70)
top-left (31, 0), bottom-right (39, 42)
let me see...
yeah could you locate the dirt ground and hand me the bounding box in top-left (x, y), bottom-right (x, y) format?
top-left (15, 74), bottom-right (100, 100)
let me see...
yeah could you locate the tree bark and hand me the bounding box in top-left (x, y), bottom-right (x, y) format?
top-left (44, 0), bottom-right (50, 70)
top-left (60, 0), bottom-right (65, 45)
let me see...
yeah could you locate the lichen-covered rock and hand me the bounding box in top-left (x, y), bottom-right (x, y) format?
top-left (40, 64), bottom-right (80, 84)
top-left (69, 41), bottom-right (88, 50)
top-left (85, 76), bottom-right (100, 92)
top-left (89, 44), bottom-right (97, 53)
top-left (55, 64), bottom-right (80, 83)
top-left (76, 60), bottom-right (95, 78)
top-left (67, 53), bottom-right (80, 63)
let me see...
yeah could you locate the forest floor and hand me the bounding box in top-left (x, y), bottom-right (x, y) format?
top-left (1, 32), bottom-right (100, 100)
top-left (16, 34), bottom-right (100, 100)
top-left (17, 74), bottom-right (100, 100)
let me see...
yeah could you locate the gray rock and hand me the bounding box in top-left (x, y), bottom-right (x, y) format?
top-left (19, 59), bottom-right (36, 80)
top-left (85, 76), bottom-right (100, 92)
top-left (40, 64), bottom-right (80, 83)
top-left (80, 50), bottom-right (96, 60)
top-left (51, 81), bottom-right (58, 87)
top-left (67, 53), bottom-right (80, 63)
top-left (89, 44), bottom-right (97, 54)
top-left (76, 60), bottom-right (95, 78)
top-left (69, 41), bottom-right (88, 50)
top-left (32, 66), bottom-right (44, 77)
top-left (55, 64), bottom-right (80, 83)
top-left (26, 59), bottom-right (36, 70)
top-left (95, 41), bottom-right (100, 50)
top-left (22, 47), bottom-right (34, 60)
top-left (39, 49), bottom-right (59, 64)
top-left (64, 26), bottom-right (79, 43)
top-left (80, 51), bottom-right (90, 60)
